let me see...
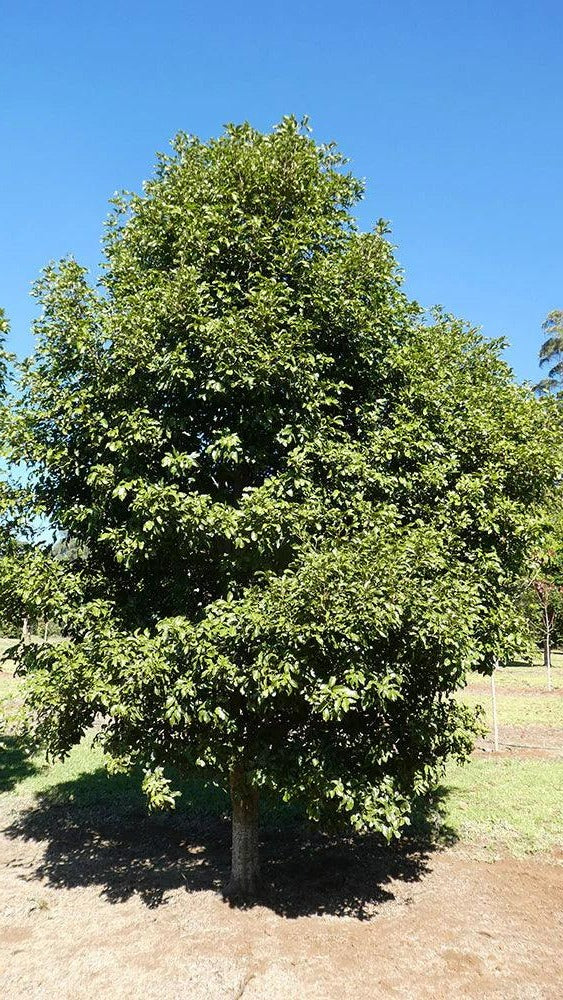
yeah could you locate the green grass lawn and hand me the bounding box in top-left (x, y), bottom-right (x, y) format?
top-left (0, 670), bottom-right (18, 731)
top-left (1, 732), bottom-right (561, 857)
top-left (2, 656), bottom-right (563, 857)
top-left (461, 690), bottom-right (563, 728)
top-left (461, 656), bottom-right (563, 730)
top-left (442, 757), bottom-right (563, 856)
top-left (467, 660), bottom-right (563, 691)
top-left (0, 669), bottom-right (16, 702)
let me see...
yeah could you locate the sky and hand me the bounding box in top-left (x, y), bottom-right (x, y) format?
top-left (1, 0), bottom-right (562, 384)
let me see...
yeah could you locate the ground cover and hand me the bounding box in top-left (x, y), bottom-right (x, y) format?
top-left (1, 654), bottom-right (562, 998)
top-left (467, 656), bottom-right (563, 690)
top-left (462, 690), bottom-right (563, 727)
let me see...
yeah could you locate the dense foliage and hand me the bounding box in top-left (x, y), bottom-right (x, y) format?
top-left (0, 311), bottom-right (30, 635)
top-left (3, 119), bottom-right (561, 887)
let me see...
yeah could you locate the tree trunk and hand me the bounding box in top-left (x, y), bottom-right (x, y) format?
top-left (544, 607), bottom-right (553, 691)
top-left (491, 664), bottom-right (499, 751)
top-left (224, 766), bottom-right (260, 902)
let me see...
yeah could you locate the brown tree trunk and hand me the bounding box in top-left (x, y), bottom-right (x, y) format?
top-left (224, 766), bottom-right (260, 901)
top-left (544, 607), bottom-right (553, 691)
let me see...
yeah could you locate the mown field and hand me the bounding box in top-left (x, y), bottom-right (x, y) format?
top-left (1, 642), bottom-right (563, 999)
top-left (2, 641), bottom-right (562, 854)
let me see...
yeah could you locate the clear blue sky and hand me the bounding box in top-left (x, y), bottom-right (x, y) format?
top-left (1, 0), bottom-right (562, 383)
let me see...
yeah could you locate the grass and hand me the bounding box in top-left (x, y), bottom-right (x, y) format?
top-left (2, 655), bottom-right (563, 857)
top-left (467, 661), bottom-right (563, 691)
top-left (0, 731), bottom-right (234, 822)
top-left (461, 691), bottom-right (563, 728)
top-left (1, 732), bottom-right (561, 856)
top-left (0, 670), bottom-right (16, 707)
top-left (461, 656), bottom-right (563, 728)
top-left (442, 757), bottom-right (563, 856)
top-left (0, 669), bottom-right (19, 736)
top-left (1, 736), bottom-right (109, 797)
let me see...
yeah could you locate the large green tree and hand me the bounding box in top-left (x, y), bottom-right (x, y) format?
top-left (5, 118), bottom-right (561, 898)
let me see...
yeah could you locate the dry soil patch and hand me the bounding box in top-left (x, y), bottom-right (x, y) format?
top-left (1, 799), bottom-right (562, 1000)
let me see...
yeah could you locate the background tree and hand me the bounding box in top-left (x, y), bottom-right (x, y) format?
top-left (523, 503), bottom-right (563, 689)
top-left (530, 580), bottom-right (561, 689)
top-left (534, 309), bottom-right (563, 397)
top-left (0, 311), bottom-right (31, 637)
top-left (529, 311), bottom-right (563, 682)
top-left (5, 119), bottom-right (562, 899)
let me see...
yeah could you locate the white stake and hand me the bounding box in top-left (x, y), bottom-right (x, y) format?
top-left (491, 661), bottom-right (499, 752)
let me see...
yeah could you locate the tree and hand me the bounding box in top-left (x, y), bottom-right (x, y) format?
top-left (0, 311), bottom-right (31, 637)
top-left (50, 535), bottom-right (86, 563)
top-left (5, 118), bottom-right (562, 899)
top-left (534, 310), bottom-right (563, 397)
top-left (531, 580), bottom-right (560, 689)
top-left (525, 504), bottom-right (563, 689)
top-left (530, 310), bottom-right (563, 684)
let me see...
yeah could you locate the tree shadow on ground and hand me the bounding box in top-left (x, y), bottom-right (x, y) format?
top-left (2, 769), bottom-right (456, 920)
top-left (0, 735), bottom-right (41, 792)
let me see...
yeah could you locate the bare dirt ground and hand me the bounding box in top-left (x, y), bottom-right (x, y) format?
top-left (476, 723), bottom-right (563, 755)
top-left (1, 799), bottom-right (562, 1000)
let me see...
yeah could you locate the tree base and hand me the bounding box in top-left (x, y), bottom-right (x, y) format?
top-left (227, 766), bottom-right (261, 904)
top-left (222, 874), bottom-right (262, 904)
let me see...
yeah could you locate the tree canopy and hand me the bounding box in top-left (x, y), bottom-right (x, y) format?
top-left (4, 118), bottom-right (562, 897)
top-left (534, 309), bottom-right (563, 397)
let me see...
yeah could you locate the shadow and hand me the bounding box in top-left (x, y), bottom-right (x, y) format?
top-left (0, 735), bottom-right (41, 792)
top-left (3, 770), bottom-right (230, 908)
top-left (260, 827), bottom-right (431, 919)
top-left (410, 783), bottom-right (458, 847)
top-left (3, 769), bottom-right (455, 919)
